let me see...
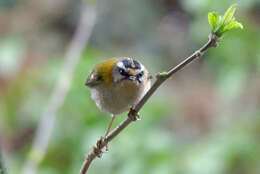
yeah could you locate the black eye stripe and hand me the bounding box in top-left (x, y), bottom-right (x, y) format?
top-left (119, 68), bottom-right (129, 76)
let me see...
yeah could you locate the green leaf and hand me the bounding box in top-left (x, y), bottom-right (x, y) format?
top-left (221, 4), bottom-right (237, 25)
top-left (208, 12), bottom-right (219, 31)
top-left (214, 4), bottom-right (243, 36)
top-left (222, 21), bottom-right (244, 33)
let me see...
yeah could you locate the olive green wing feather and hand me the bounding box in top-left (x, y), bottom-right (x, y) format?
top-left (85, 70), bottom-right (103, 87)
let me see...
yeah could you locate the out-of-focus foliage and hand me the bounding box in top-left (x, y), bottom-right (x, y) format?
top-left (0, 0), bottom-right (259, 174)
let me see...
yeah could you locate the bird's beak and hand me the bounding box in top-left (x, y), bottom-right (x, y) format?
top-left (126, 69), bottom-right (140, 82)
top-left (128, 76), bottom-right (136, 81)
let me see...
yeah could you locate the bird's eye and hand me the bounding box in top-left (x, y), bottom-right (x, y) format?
top-left (119, 68), bottom-right (123, 74)
top-left (137, 71), bottom-right (144, 78)
top-left (119, 68), bottom-right (127, 76)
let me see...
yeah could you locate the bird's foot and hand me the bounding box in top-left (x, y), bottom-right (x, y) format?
top-left (93, 136), bottom-right (106, 158)
top-left (128, 108), bottom-right (141, 121)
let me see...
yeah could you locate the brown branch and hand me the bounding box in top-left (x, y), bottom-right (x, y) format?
top-left (21, 3), bottom-right (97, 174)
top-left (79, 33), bottom-right (219, 174)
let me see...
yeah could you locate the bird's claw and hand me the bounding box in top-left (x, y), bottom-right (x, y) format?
top-left (128, 108), bottom-right (141, 121)
top-left (93, 136), bottom-right (105, 158)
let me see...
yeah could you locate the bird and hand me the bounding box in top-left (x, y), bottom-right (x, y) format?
top-left (85, 57), bottom-right (151, 137)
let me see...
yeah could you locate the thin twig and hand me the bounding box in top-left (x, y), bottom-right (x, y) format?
top-left (79, 33), bottom-right (219, 174)
top-left (22, 4), bottom-right (97, 174)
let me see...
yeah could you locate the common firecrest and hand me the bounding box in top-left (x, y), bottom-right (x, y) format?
top-left (85, 57), bottom-right (151, 136)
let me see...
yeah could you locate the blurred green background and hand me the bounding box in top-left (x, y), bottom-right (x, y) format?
top-left (0, 0), bottom-right (260, 174)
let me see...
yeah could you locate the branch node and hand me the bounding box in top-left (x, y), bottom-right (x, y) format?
top-left (93, 147), bottom-right (102, 158)
top-left (156, 72), bottom-right (168, 79)
top-left (209, 33), bottom-right (219, 47)
top-left (128, 108), bottom-right (140, 121)
top-left (194, 50), bottom-right (204, 58)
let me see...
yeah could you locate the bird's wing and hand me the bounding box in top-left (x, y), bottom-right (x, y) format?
top-left (85, 70), bottom-right (102, 87)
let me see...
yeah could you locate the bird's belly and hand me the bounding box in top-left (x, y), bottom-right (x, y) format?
top-left (91, 81), bottom-right (143, 115)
